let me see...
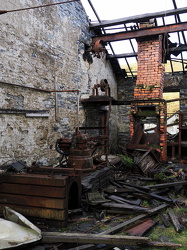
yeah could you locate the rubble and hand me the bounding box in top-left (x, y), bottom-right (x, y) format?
top-left (0, 207), bottom-right (41, 249)
top-left (0, 156), bottom-right (187, 249)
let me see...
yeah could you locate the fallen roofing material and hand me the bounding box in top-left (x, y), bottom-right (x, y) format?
top-left (0, 206), bottom-right (41, 249)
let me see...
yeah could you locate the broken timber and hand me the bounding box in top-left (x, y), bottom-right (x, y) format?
top-left (168, 208), bottom-right (183, 233)
top-left (124, 218), bottom-right (157, 236)
top-left (113, 181), bottom-right (174, 204)
top-left (92, 23), bottom-right (187, 43)
top-left (101, 202), bottom-right (150, 213)
top-left (41, 232), bottom-right (181, 248)
top-left (100, 204), bottom-right (168, 235)
top-left (42, 233), bottom-right (150, 245)
top-left (62, 205), bottom-right (169, 250)
top-left (143, 180), bottom-right (187, 189)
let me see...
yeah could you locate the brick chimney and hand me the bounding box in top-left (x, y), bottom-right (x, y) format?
top-left (129, 21), bottom-right (167, 162)
top-left (134, 21), bottom-right (165, 99)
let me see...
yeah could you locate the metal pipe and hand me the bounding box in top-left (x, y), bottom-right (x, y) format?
top-left (0, 80), bottom-right (51, 92)
top-left (0, 0), bottom-right (80, 14)
top-left (166, 97), bottom-right (187, 103)
top-left (51, 90), bottom-right (79, 93)
top-left (77, 91), bottom-right (80, 131)
top-left (54, 75), bottom-right (59, 121)
top-left (0, 80), bottom-right (79, 93)
top-left (0, 108), bottom-right (49, 114)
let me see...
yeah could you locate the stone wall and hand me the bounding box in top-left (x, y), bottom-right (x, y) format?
top-left (117, 77), bottom-right (135, 149)
top-left (0, 0), bottom-right (118, 166)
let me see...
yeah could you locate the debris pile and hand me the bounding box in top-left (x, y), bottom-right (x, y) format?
top-left (0, 156), bottom-right (187, 249)
top-left (40, 158), bottom-right (187, 249)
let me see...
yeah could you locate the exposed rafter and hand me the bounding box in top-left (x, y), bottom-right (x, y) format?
top-left (106, 45), bottom-right (187, 59)
top-left (90, 7), bottom-right (187, 29)
top-left (92, 22), bottom-right (187, 43)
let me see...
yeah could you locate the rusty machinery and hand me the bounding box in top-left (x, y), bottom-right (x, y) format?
top-left (56, 129), bottom-right (108, 169)
top-left (92, 79), bottom-right (110, 97)
top-left (56, 79), bottom-right (111, 169)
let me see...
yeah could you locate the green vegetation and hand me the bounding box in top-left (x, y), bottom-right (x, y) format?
top-left (148, 216), bottom-right (187, 250)
top-left (118, 154), bottom-right (134, 170)
top-left (153, 165), bottom-right (176, 182)
top-left (136, 110), bottom-right (156, 116)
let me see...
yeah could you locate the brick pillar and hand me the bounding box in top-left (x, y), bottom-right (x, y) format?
top-left (134, 23), bottom-right (165, 99)
top-left (130, 21), bottom-right (167, 162)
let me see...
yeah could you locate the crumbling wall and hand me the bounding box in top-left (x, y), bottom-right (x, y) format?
top-left (0, 0), bottom-right (118, 166)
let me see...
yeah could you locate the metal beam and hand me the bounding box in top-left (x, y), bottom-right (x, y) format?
top-left (90, 7), bottom-right (187, 29)
top-left (107, 52), bottom-right (136, 59)
top-left (106, 45), bottom-right (187, 59)
top-left (92, 22), bottom-right (187, 43)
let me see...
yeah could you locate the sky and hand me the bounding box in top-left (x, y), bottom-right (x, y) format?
top-left (80, 0), bottom-right (187, 22)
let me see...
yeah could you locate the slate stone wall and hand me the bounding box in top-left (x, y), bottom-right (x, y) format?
top-left (0, 0), bottom-right (118, 166)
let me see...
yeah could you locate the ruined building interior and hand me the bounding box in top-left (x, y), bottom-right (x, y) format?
top-left (1, 0), bottom-right (187, 249)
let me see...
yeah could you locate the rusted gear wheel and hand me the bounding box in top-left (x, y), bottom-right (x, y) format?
top-left (100, 79), bottom-right (108, 92)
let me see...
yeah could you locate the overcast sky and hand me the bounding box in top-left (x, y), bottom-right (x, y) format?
top-left (81, 0), bottom-right (187, 21)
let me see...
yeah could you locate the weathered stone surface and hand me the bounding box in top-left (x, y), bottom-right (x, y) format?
top-left (0, 0), bottom-right (118, 165)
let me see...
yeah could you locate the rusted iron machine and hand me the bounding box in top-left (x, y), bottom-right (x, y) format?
top-left (0, 79), bottom-right (111, 226)
top-left (56, 129), bottom-right (108, 169)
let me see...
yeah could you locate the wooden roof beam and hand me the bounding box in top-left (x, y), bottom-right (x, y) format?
top-left (90, 7), bottom-right (187, 29)
top-left (92, 22), bottom-right (187, 43)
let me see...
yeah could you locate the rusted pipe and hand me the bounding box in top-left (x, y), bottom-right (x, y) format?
top-left (166, 97), bottom-right (187, 103)
top-left (51, 90), bottom-right (80, 93)
top-left (0, 80), bottom-right (51, 93)
top-left (0, 80), bottom-right (79, 93)
top-left (0, 0), bottom-right (80, 14)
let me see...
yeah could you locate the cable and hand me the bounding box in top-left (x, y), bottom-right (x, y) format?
top-left (0, 0), bottom-right (80, 14)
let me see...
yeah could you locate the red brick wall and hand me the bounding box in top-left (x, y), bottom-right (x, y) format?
top-left (130, 28), bottom-right (167, 162)
top-left (134, 35), bottom-right (165, 99)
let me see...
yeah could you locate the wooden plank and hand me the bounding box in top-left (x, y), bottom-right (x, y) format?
top-left (41, 232), bottom-right (150, 245)
top-left (90, 7), bottom-right (187, 29)
top-left (143, 181), bottom-right (187, 189)
top-left (0, 183), bottom-right (66, 198)
top-left (41, 232), bottom-right (182, 248)
top-left (68, 204), bottom-right (168, 250)
top-left (149, 241), bottom-right (182, 248)
top-left (132, 191), bottom-right (174, 204)
top-left (119, 183), bottom-right (173, 203)
top-left (0, 204), bottom-right (65, 220)
top-left (168, 208), bottom-right (183, 233)
top-left (67, 245), bottom-right (96, 250)
top-left (100, 204), bottom-right (168, 235)
top-left (101, 202), bottom-right (149, 213)
top-left (92, 22), bottom-right (187, 43)
top-left (0, 193), bottom-right (65, 209)
top-left (124, 218), bottom-right (157, 236)
top-left (0, 174), bottom-right (67, 186)
top-left (117, 180), bottom-right (150, 192)
top-left (160, 214), bottom-right (172, 228)
top-left (107, 194), bottom-right (141, 206)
